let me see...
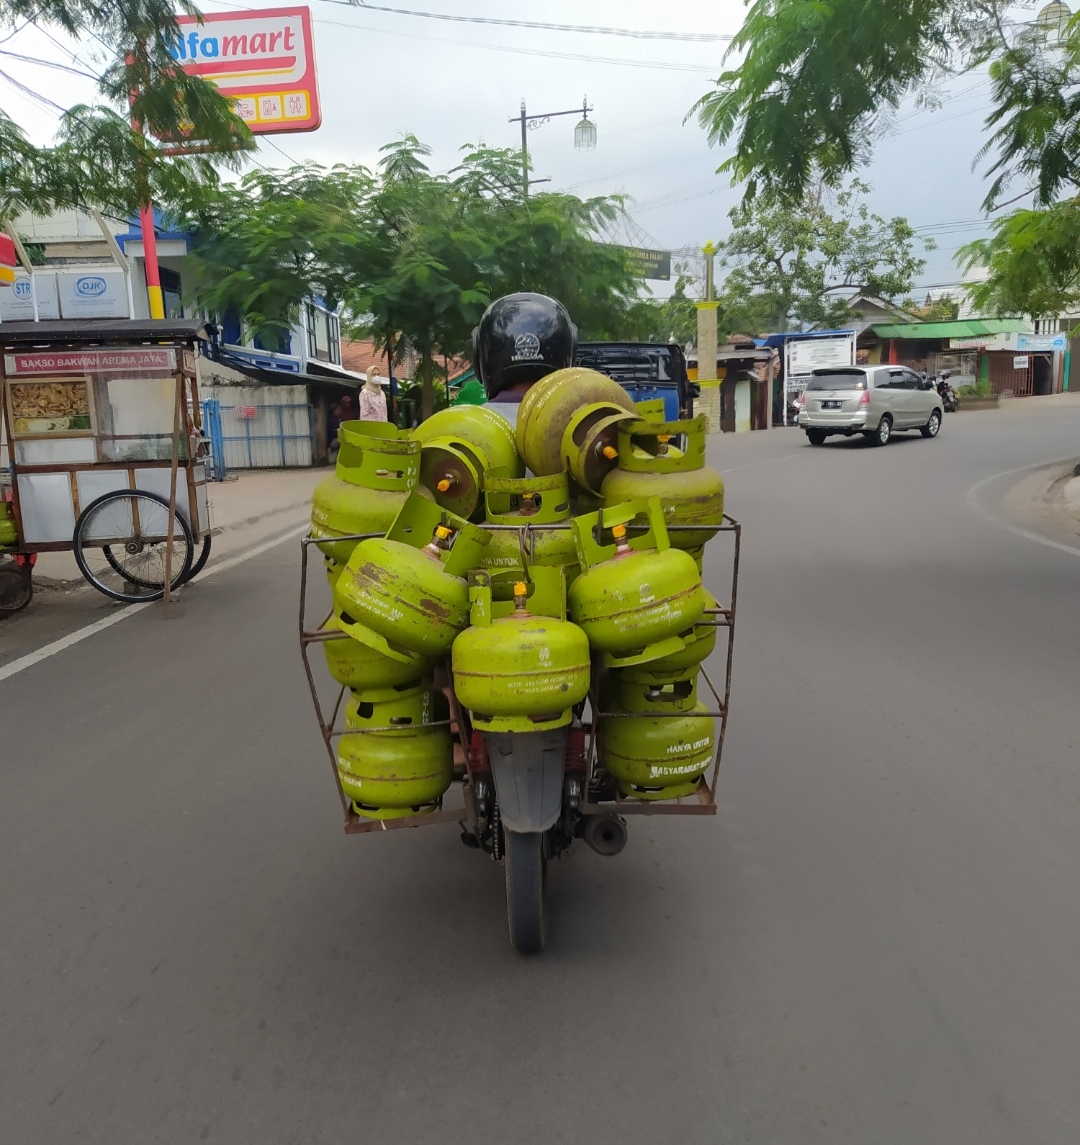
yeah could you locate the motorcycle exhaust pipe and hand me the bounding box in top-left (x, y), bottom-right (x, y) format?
top-left (582, 813), bottom-right (628, 857)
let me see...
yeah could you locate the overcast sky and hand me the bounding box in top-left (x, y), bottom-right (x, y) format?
top-left (2, 0), bottom-right (1008, 298)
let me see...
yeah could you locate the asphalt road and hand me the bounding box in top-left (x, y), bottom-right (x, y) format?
top-left (3, 399), bottom-right (1080, 1144)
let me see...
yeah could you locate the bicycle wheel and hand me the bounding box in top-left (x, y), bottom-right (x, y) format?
top-left (182, 533), bottom-right (212, 583)
top-left (74, 490), bottom-right (193, 603)
top-left (0, 563), bottom-right (33, 615)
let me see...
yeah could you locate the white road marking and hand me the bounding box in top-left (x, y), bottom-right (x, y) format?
top-left (719, 451), bottom-right (802, 475)
top-left (966, 459), bottom-right (1080, 560)
top-left (0, 525), bottom-right (307, 684)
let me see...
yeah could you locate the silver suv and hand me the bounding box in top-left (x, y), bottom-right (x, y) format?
top-left (798, 366), bottom-right (943, 446)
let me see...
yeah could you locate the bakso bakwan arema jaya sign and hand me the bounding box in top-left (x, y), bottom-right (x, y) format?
top-left (170, 7), bottom-right (321, 134)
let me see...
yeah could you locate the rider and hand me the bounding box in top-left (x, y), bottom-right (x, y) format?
top-left (473, 292), bottom-right (577, 429)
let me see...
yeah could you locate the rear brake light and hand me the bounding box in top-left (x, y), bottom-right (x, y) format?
top-left (858, 389), bottom-right (870, 406)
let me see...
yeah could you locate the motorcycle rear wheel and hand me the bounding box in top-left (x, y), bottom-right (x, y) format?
top-left (505, 830), bottom-right (546, 954)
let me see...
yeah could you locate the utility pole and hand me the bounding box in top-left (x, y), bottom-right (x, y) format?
top-left (695, 241), bottom-right (721, 434)
top-left (510, 97), bottom-right (596, 199)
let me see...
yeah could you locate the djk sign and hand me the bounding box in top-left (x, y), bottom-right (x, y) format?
top-left (170, 7), bottom-right (321, 134)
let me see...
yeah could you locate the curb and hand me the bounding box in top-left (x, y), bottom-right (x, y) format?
top-left (31, 498), bottom-right (313, 591)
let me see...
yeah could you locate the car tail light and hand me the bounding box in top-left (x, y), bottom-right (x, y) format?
top-left (857, 389), bottom-right (870, 406)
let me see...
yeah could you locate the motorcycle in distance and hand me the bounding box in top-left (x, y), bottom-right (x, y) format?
top-left (935, 372), bottom-right (958, 412)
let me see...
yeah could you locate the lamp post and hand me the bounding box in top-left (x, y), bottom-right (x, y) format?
top-left (510, 96), bottom-right (595, 198)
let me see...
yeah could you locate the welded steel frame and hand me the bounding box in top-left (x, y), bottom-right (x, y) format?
top-left (298, 514), bottom-right (740, 836)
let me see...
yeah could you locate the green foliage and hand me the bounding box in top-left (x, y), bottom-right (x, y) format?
top-left (906, 293), bottom-right (960, 321)
top-left (689, 0), bottom-right (1080, 209)
top-left (180, 164), bottom-right (377, 350)
top-left (632, 275), bottom-right (700, 345)
top-left (960, 201), bottom-right (1080, 317)
top-left (0, 0), bottom-right (250, 218)
top-left (715, 180), bottom-right (928, 332)
top-left (181, 138), bottom-right (643, 417)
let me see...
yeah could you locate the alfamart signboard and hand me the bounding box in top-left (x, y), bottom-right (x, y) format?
top-left (170, 7), bottom-right (321, 134)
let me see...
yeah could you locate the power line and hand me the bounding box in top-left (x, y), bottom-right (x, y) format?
top-left (339, 2), bottom-right (732, 42)
top-left (0, 66), bottom-right (68, 113)
top-left (0, 48), bottom-right (99, 80)
top-left (202, 0), bottom-right (719, 73)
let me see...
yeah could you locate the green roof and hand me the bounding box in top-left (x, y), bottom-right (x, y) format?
top-left (869, 318), bottom-right (1030, 339)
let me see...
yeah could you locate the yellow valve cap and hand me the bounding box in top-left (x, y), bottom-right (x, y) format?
top-left (611, 524), bottom-right (627, 539)
top-left (602, 445), bottom-right (618, 459)
top-left (436, 479), bottom-right (451, 492)
top-left (435, 524), bottom-right (452, 538)
top-left (514, 581), bottom-right (528, 596)
top-left (657, 433), bottom-right (671, 442)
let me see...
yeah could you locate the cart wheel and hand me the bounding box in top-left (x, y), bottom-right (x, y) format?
top-left (505, 830), bottom-right (546, 955)
top-left (181, 533), bottom-right (213, 583)
top-left (0, 564), bottom-right (32, 615)
top-left (74, 490), bottom-right (193, 603)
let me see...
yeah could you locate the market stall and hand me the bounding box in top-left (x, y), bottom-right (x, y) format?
top-left (0, 318), bottom-right (212, 613)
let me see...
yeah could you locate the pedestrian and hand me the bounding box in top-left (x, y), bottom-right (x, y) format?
top-left (359, 368), bottom-right (388, 422)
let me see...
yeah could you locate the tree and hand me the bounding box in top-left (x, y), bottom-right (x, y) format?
top-left (0, 1), bottom-right (250, 219)
top-left (689, 0), bottom-right (1066, 209)
top-left (715, 180), bottom-right (928, 332)
top-left (181, 138), bottom-right (644, 419)
top-left (180, 164), bottom-right (377, 350)
top-left (960, 203), bottom-right (1080, 316)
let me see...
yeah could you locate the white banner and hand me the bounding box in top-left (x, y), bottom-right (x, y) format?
top-left (56, 270), bottom-right (130, 319)
top-left (0, 272), bottom-right (60, 321)
top-left (785, 334), bottom-right (855, 378)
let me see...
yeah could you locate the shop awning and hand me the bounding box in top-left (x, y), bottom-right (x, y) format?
top-left (869, 318), bottom-right (1030, 340)
top-left (0, 318), bottom-right (209, 344)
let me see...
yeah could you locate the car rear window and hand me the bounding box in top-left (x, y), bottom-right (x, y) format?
top-left (805, 371), bottom-right (867, 391)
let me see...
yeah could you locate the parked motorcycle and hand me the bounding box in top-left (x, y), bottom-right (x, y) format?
top-left (936, 373), bottom-right (958, 413)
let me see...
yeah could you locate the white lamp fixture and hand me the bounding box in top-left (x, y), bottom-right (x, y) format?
top-left (574, 98), bottom-right (597, 151)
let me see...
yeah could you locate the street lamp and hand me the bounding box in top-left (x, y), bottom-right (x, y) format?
top-left (510, 96), bottom-right (596, 198)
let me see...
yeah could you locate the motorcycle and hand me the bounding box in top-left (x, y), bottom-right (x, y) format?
top-left (935, 374), bottom-right (958, 413)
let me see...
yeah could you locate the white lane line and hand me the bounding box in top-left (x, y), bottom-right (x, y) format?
top-left (0, 525), bottom-right (306, 685)
top-left (719, 450), bottom-right (802, 476)
top-left (966, 458), bottom-right (1080, 560)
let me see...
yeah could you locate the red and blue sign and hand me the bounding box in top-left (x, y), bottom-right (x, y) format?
top-left (171, 7), bottom-right (321, 134)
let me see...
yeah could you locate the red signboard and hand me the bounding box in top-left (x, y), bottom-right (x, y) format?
top-left (0, 234), bottom-right (16, 287)
top-left (6, 348), bottom-right (176, 375)
top-left (234, 405), bottom-right (258, 419)
top-left (171, 7), bottom-right (321, 134)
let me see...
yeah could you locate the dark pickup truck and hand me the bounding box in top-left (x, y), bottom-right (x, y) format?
top-left (574, 341), bottom-right (696, 420)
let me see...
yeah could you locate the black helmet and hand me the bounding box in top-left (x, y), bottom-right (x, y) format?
top-left (473, 292), bottom-right (577, 400)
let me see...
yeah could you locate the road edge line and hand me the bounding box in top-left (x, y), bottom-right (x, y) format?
top-left (0, 525), bottom-right (307, 685)
top-left (966, 458), bottom-right (1080, 560)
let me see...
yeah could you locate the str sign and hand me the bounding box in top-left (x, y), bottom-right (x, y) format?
top-left (170, 7), bottom-right (321, 134)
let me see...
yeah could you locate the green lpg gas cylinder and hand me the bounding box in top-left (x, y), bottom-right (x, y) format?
top-left (600, 416), bottom-right (725, 552)
top-left (568, 497), bottom-right (704, 668)
top-left (0, 500), bottom-right (16, 549)
top-left (615, 673), bottom-right (701, 713)
top-left (515, 368), bottom-right (634, 477)
top-left (452, 575), bottom-right (590, 732)
top-left (334, 493), bottom-right (491, 661)
top-left (337, 684), bottom-right (453, 818)
top-left (598, 705), bottom-right (715, 801)
top-left (620, 591), bottom-right (718, 685)
top-left (320, 613), bottom-right (434, 691)
top-left (311, 421), bottom-right (426, 564)
top-left (413, 405), bottom-right (524, 520)
top-left (560, 402), bottom-right (637, 496)
top-left (479, 470), bottom-right (578, 576)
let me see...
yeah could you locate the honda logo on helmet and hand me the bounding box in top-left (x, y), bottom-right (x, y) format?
top-left (511, 332), bottom-right (542, 362)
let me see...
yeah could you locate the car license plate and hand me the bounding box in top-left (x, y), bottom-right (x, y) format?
top-left (822, 400), bottom-right (842, 409)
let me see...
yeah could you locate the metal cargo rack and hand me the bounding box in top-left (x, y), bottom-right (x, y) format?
top-left (298, 515), bottom-right (740, 837)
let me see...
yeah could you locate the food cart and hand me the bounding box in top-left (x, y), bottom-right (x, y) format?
top-left (0, 319), bottom-right (212, 614)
